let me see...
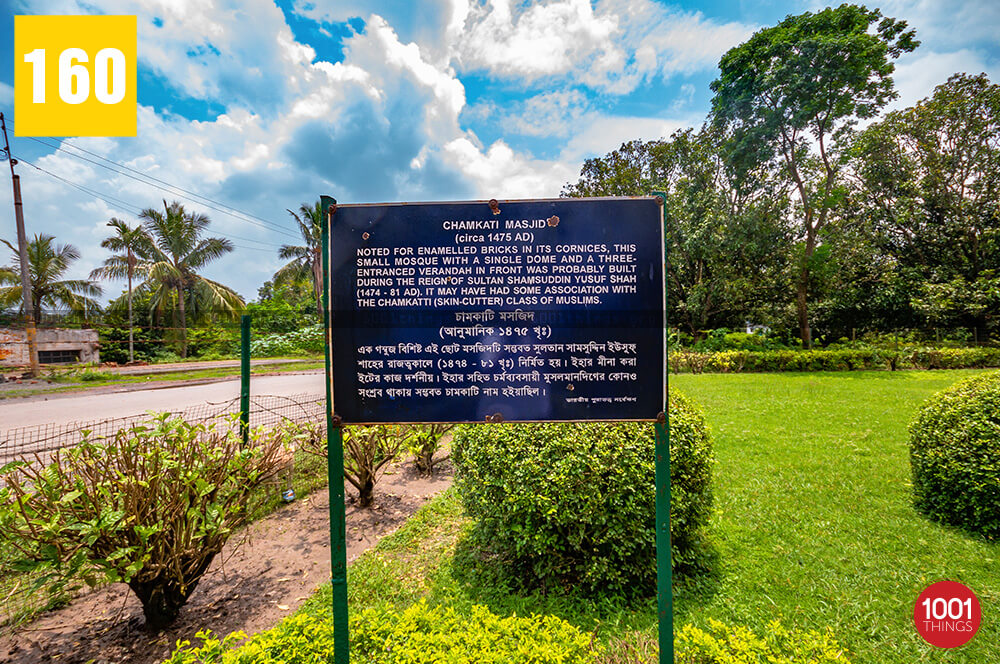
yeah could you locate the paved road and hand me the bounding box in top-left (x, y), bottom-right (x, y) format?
top-left (0, 371), bottom-right (325, 430)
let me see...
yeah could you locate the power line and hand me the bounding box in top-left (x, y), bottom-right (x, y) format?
top-left (24, 135), bottom-right (302, 240)
top-left (2, 117), bottom-right (304, 241)
top-left (14, 157), bottom-right (280, 253)
top-left (16, 157), bottom-right (144, 214)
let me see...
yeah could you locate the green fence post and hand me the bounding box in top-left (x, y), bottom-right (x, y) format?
top-left (321, 194), bottom-right (350, 664)
top-left (240, 313), bottom-right (251, 446)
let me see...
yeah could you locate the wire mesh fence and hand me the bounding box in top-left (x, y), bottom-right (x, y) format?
top-left (0, 393), bottom-right (325, 628)
top-left (0, 393), bottom-right (324, 467)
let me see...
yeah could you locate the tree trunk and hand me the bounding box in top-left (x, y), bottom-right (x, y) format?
top-left (796, 276), bottom-right (811, 349)
top-left (127, 255), bottom-right (134, 364)
top-left (177, 286), bottom-right (188, 358)
top-left (357, 477), bottom-right (375, 507)
top-left (312, 251), bottom-right (323, 319)
top-left (129, 576), bottom-right (191, 629)
top-left (415, 449), bottom-right (433, 475)
top-left (797, 238), bottom-right (815, 349)
top-left (127, 553), bottom-right (217, 629)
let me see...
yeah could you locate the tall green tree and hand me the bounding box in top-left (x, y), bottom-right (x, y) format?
top-left (851, 73), bottom-right (1000, 341)
top-left (90, 218), bottom-right (152, 363)
top-left (564, 128), bottom-right (791, 336)
top-left (562, 140), bottom-right (660, 198)
top-left (274, 201), bottom-right (324, 317)
top-left (659, 127), bottom-right (791, 336)
top-left (710, 4), bottom-right (918, 347)
top-left (0, 234), bottom-right (102, 324)
top-left (136, 200), bottom-right (244, 357)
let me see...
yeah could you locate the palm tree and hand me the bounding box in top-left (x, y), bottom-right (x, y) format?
top-left (274, 201), bottom-right (324, 317)
top-left (0, 234), bottom-right (102, 324)
top-left (90, 219), bottom-right (151, 363)
top-left (137, 200), bottom-right (244, 357)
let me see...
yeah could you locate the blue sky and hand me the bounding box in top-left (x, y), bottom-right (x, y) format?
top-left (1, 0), bottom-right (999, 303)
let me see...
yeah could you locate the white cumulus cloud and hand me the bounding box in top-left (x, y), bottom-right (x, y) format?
top-left (444, 0), bottom-right (753, 93)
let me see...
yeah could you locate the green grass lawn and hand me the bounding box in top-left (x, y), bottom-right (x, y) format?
top-left (670, 369), bottom-right (998, 663)
top-left (168, 369), bottom-right (997, 663)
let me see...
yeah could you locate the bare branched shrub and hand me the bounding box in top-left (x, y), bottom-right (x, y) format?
top-left (300, 424), bottom-right (408, 507)
top-left (0, 414), bottom-right (286, 628)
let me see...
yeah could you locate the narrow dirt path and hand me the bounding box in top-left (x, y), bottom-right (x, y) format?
top-left (0, 462), bottom-right (452, 663)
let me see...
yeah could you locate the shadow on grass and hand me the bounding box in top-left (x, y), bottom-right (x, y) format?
top-left (753, 368), bottom-right (993, 381)
top-left (911, 501), bottom-right (1000, 548)
top-left (443, 528), bottom-right (723, 640)
top-left (672, 537), bottom-right (723, 625)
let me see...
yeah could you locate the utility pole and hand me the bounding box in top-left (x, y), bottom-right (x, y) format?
top-left (1, 112), bottom-right (40, 377)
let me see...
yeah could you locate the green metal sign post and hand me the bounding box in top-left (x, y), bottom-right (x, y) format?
top-left (321, 194), bottom-right (350, 664)
top-left (654, 418), bottom-right (673, 664)
top-left (652, 191), bottom-right (673, 664)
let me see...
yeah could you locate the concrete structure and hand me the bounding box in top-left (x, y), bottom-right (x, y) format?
top-left (0, 327), bottom-right (100, 366)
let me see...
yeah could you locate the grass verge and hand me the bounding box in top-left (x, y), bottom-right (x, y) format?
top-left (670, 369), bottom-right (998, 663)
top-left (262, 370), bottom-right (996, 663)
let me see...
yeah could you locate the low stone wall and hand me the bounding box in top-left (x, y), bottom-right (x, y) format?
top-left (0, 327), bottom-right (100, 366)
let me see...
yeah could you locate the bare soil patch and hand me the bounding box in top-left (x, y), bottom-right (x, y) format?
top-left (0, 462), bottom-right (452, 663)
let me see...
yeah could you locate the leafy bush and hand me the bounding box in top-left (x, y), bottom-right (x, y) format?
top-left (246, 295), bottom-right (318, 336)
top-left (0, 414), bottom-right (287, 628)
top-left (452, 392), bottom-right (713, 597)
top-left (95, 325), bottom-right (159, 364)
top-left (152, 348), bottom-right (184, 364)
top-left (250, 324), bottom-right (324, 357)
top-left (675, 619), bottom-right (852, 664)
top-left (406, 424), bottom-right (454, 475)
top-left (78, 369), bottom-right (115, 381)
top-left (164, 599), bottom-right (597, 663)
top-left (692, 329), bottom-right (789, 353)
top-left (600, 621), bottom-right (852, 664)
top-left (667, 347), bottom-right (1000, 373)
top-left (355, 600), bottom-right (597, 663)
top-left (908, 371), bottom-right (1000, 539)
top-left (186, 325), bottom-right (239, 358)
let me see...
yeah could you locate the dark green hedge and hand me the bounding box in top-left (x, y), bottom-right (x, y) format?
top-left (668, 347), bottom-right (1000, 373)
top-left (909, 371), bottom-right (1000, 540)
top-left (452, 391), bottom-right (713, 597)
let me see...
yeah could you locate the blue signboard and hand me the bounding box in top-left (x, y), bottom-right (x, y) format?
top-left (327, 197), bottom-right (664, 423)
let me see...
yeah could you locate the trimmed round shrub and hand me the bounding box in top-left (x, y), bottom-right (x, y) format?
top-left (452, 390), bottom-right (713, 597)
top-left (909, 371), bottom-right (1000, 539)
